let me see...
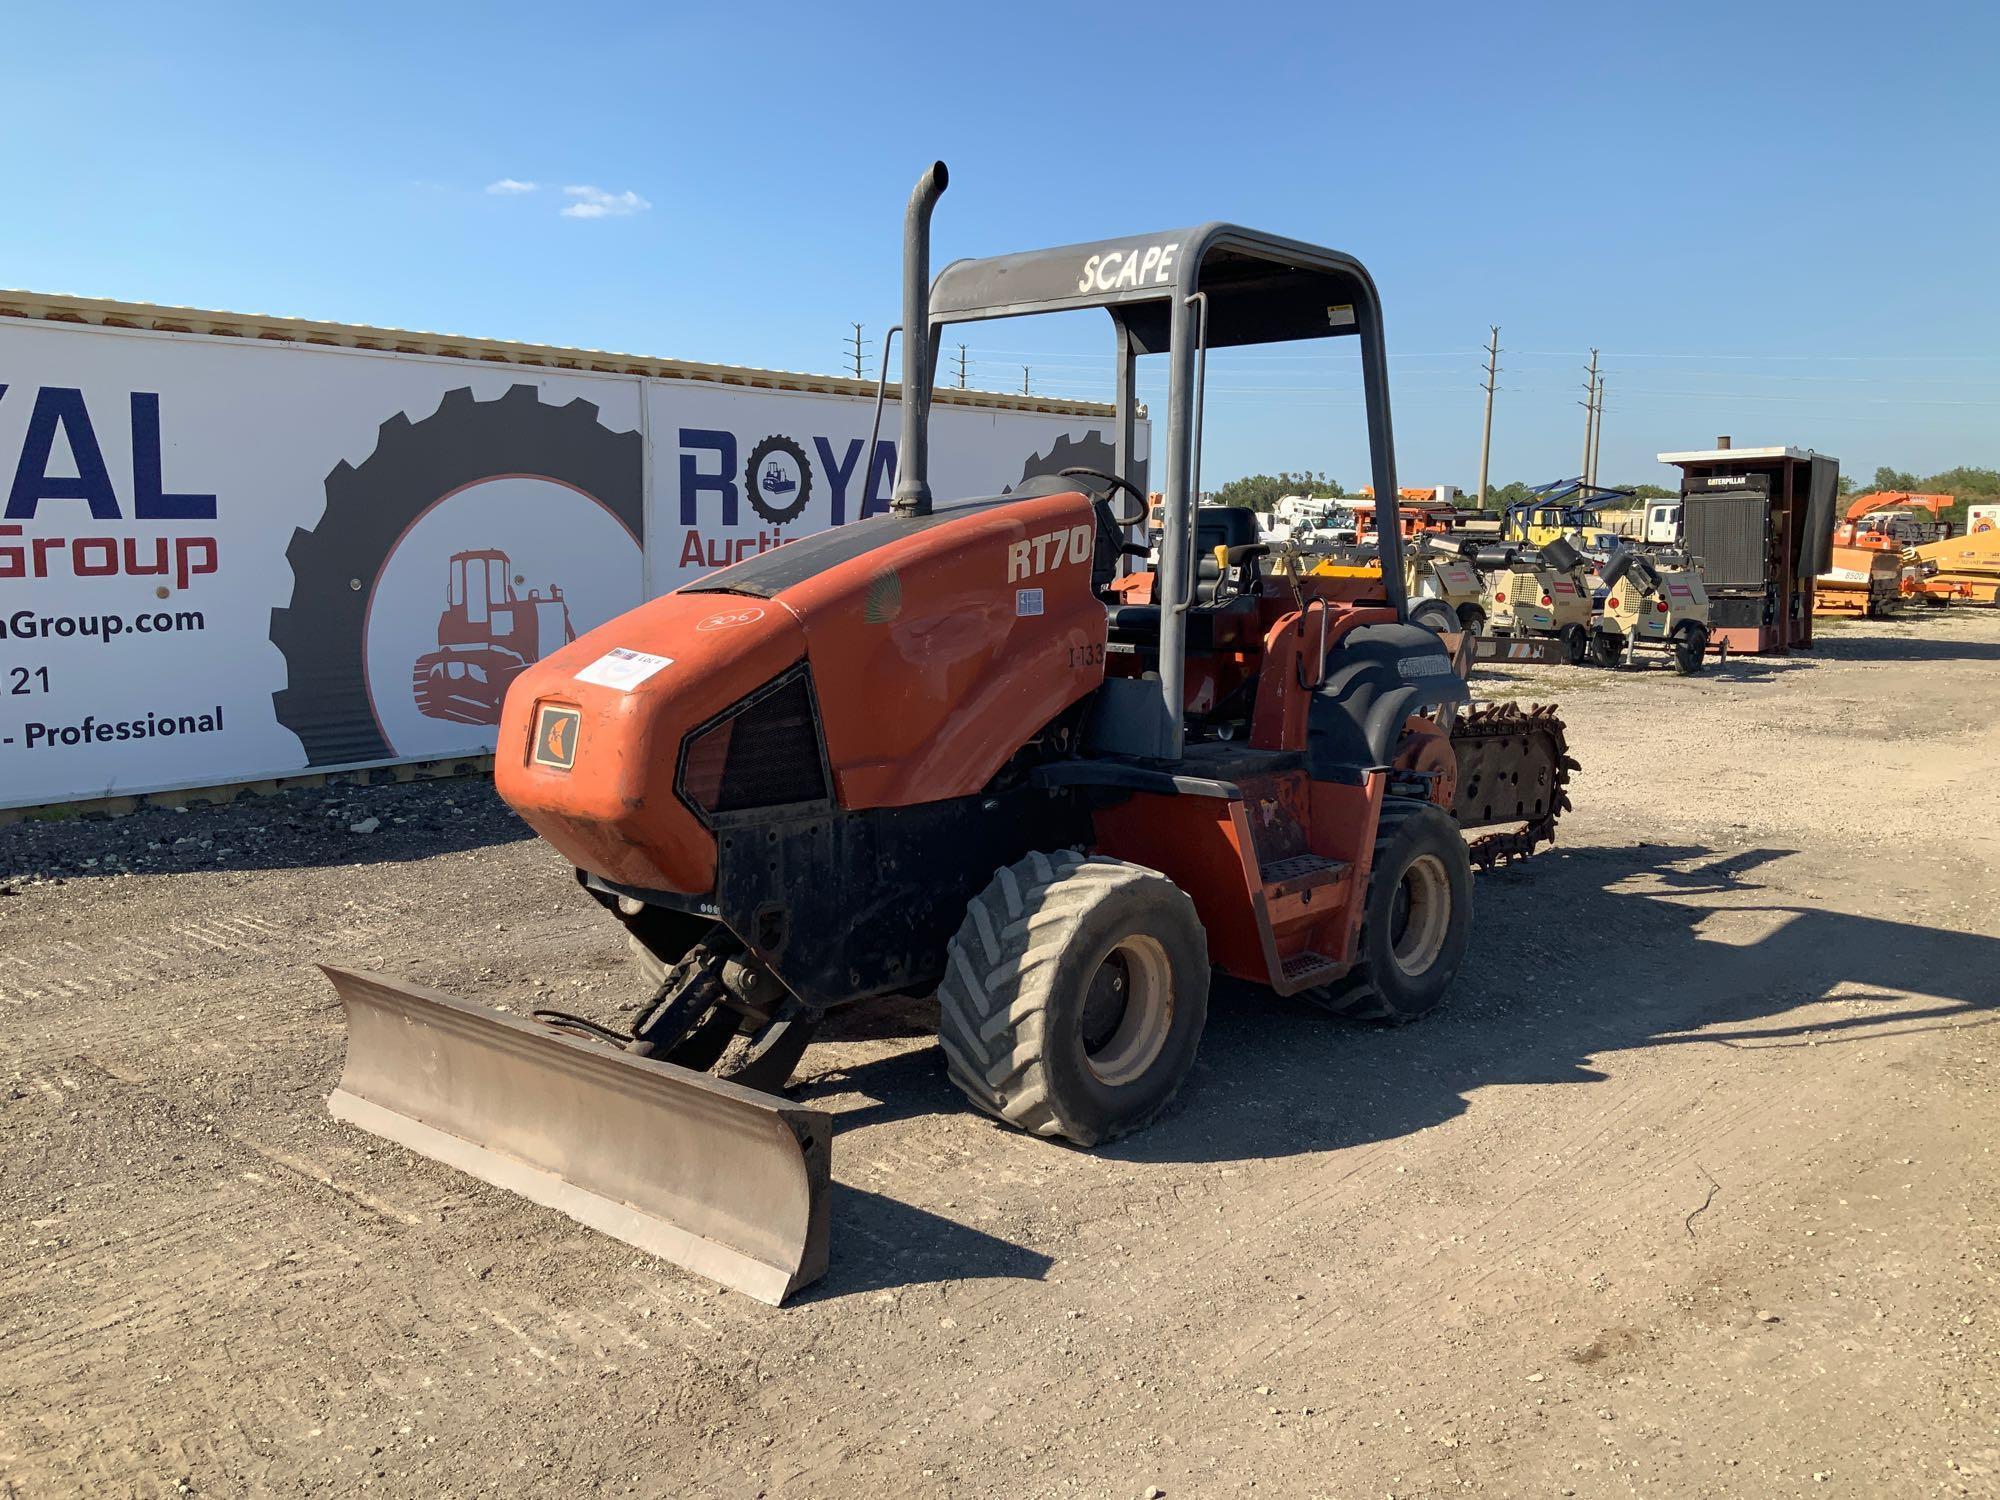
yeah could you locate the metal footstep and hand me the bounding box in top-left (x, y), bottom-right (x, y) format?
top-left (320, 966), bottom-right (830, 1305)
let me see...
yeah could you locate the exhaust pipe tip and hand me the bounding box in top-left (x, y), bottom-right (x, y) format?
top-left (893, 161), bottom-right (950, 518)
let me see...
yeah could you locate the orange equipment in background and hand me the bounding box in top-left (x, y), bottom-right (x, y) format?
top-left (1814, 539), bottom-right (1903, 618)
top-left (1841, 491), bottom-right (1954, 527)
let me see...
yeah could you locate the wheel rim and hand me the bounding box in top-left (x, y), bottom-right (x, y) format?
top-left (1078, 934), bottom-right (1174, 1086)
top-left (1388, 853), bottom-right (1452, 977)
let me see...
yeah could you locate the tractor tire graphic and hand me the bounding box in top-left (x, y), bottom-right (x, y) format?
top-left (270, 384), bottom-right (642, 767)
top-left (744, 434), bottom-right (812, 526)
top-left (1013, 430), bottom-right (1145, 494)
top-left (410, 644), bottom-right (531, 725)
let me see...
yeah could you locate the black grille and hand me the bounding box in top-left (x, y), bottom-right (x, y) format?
top-left (678, 671), bottom-right (829, 819)
top-left (1683, 493), bottom-right (1768, 589)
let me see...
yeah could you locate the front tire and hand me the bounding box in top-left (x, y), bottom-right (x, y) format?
top-left (938, 852), bottom-right (1209, 1147)
top-left (1588, 632), bottom-right (1624, 668)
top-left (1456, 602), bottom-right (1487, 636)
top-left (1561, 623), bottom-right (1590, 664)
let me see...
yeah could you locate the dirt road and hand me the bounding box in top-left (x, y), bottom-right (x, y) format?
top-left (3, 612), bottom-right (1995, 1498)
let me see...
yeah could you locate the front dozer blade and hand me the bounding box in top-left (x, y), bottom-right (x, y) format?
top-left (320, 966), bottom-right (830, 1305)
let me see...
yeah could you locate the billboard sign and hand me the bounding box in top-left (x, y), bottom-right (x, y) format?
top-left (0, 319), bottom-right (1142, 808)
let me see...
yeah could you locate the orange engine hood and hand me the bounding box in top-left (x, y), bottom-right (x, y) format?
top-left (495, 489), bottom-right (1110, 898)
top-left (495, 591), bottom-right (809, 894)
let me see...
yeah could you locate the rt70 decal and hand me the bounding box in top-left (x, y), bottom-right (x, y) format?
top-left (1008, 524), bottom-right (1095, 582)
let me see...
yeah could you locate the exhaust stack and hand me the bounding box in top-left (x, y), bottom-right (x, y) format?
top-left (892, 161), bottom-right (949, 517)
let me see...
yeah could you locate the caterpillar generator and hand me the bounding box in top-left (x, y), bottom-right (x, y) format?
top-left (319, 164), bottom-right (1577, 1304)
top-left (1590, 548), bottom-right (1715, 672)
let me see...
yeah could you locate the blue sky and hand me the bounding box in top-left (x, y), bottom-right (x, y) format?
top-left (6, 1), bottom-right (1995, 492)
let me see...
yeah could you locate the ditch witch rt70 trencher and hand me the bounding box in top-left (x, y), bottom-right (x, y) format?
top-left (321, 162), bottom-right (1575, 1303)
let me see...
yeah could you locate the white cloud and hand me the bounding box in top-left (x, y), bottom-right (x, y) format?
top-left (485, 178), bottom-right (539, 194)
top-left (561, 185), bottom-right (650, 220)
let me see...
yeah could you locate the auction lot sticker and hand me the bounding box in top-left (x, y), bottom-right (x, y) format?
top-left (574, 647), bottom-right (674, 692)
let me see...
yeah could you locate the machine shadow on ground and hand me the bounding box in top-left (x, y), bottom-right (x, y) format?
top-left (1481, 656), bottom-right (1813, 694)
top-left (803, 843), bottom-right (1999, 1188)
top-left (807, 1185), bottom-right (1057, 1300)
top-left (1808, 625), bottom-right (2000, 664)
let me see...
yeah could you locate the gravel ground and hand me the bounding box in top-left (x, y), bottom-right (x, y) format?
top-left (2, 610), bottom-right (1995, 1498)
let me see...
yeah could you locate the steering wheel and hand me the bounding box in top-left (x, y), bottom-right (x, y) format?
top-left (1059, 467), bottom-right (1149, 528)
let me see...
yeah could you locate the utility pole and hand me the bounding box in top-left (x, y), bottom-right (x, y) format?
top-left (846, 322), bottom-right (867, 380)
top-left (955, 343), bottom-right (969, 389)
top-left (1021, 365), bottom-right (1031, 395)
top-left (1476, 325), bottom-right (1501, 509)
top-left (1578, 349), bottom-right (1599, 484)
top-left (1587, 376), bottom-right (1606, 488)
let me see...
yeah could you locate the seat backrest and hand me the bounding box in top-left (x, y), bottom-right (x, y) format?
top-left (1197, 506), bottom-right (1260, 552)
top-left (1193, 507), bottom-right (1261, 603)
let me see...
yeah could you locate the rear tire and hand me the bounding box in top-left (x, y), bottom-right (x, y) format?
top-left (1561, 623), bottom-right (1589, 665)
top-left (1456, 602), bottom-right (1487, 636)
top-left (1671, 621), bottom-right (1709, 675)
top-left (1410, 598), bottom-right (1460, 636)
top-left (1588, 632), bottom-right (1624, 668)
top-left (1314, 799), bottom-right (1472, 1024)
top-left (938, 852), bottom-right (1209, 1147)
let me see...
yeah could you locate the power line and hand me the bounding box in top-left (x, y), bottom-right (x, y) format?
top-left (1516, 350), bottom-right (2000, 362)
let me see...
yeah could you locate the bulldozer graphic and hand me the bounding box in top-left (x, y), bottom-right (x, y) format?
top-left (410, 548), bottom-right (576, 724)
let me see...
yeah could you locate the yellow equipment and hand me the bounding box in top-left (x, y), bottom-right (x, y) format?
top-left (1909, 528), bottom-right (2000, 604)
top-left (1477, 537), bottom-right (1594, 662)
top-left (1592, 550), bottom-right (1714, 672)
top-left (1305, 540), bottom-right (1489, 633)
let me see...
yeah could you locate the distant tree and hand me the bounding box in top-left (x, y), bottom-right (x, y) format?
top-left (1874, 465), bottom-right (1920, 492)
top-left (1211, 470), bottom-right (1343, 512)
top-left (1836, 473), bottom-right (1858, 498)
top-left (1918, 465), bottom-right (2000, 498)
top-left (1485, 481), bottom-right (1534, 512)
top-left (1619, 483), bottom-right (1677, 501)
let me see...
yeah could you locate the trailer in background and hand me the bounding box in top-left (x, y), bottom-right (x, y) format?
top-left (1657, 441), bottom-right (1839, 654)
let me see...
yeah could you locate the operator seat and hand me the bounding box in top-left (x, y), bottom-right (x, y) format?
top-left (1105, 507), bottom-right (1265, 649)
top-left (1191, 505), bottom-right (1263, 603)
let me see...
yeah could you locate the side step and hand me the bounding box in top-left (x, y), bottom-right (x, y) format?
top-left (321, 966), bottom-right (830, 1306)
top-left (1260, 853), bottom-right (1349, 900)
top-left (1278, 949), bottom-right (1345, 989)
top-left (1261, 856), bottom-right (1355, 994)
